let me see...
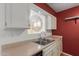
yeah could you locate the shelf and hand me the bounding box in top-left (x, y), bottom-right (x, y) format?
top-left (65, 16), bottom-right (79, 24)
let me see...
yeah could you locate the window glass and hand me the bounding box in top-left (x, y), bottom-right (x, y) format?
top-left (27, 10), bottom-right (46, 34)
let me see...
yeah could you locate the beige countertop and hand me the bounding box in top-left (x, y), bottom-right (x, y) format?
top-left (2, 35), bottom-right (62, 56)
top-left (2, 42), bottom-right (43, 56)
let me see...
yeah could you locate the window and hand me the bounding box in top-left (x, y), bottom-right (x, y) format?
top-left (27, 10), bottom-right (46, 34)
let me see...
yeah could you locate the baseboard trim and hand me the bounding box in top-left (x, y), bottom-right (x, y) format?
top-left (62, 52), bottom-right (72, 56)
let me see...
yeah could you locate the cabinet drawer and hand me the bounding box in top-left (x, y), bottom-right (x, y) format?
top-left (43, 42), bottom-right (56, 52)
top-left (43, 44), bottom-right (57, 55)
top-left (43, 46), bottom-right (57, 56)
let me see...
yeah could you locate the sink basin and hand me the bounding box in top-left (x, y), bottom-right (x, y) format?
top-left (35, 39), bottom-right (54, 45)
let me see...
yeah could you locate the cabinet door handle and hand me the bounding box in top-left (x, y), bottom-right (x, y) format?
top-left (28, 24), bottom-right (30, 27)
top-left (5, 21), bottom-right (7, 26)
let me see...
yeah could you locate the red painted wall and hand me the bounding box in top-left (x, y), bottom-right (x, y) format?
top-left (53, 6), bottom-right (79, 55)
top-left (35, 3), bottom-right (79, 55)
top-left (35, 3), bottom-right (56, 16)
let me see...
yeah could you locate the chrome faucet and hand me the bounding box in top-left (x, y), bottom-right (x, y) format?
top-left (39, 32), bottom-right (47, 41)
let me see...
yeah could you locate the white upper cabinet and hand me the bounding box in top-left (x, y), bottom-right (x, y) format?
top-left (5, 3), bottom-right (30, 28)
top-left (0, 3), bottom-right (56, 29)
top-left (0, 3), bottom-right (30, 29)
top-left (46, 13), bottom-right (57, 30)
top-left (0, 4), bottom-right (5, 29)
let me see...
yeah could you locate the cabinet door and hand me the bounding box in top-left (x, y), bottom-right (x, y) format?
top-left (52, 15), bottom-right (57, 29)
top-left (6, 3), bottom-right (30, 28)
top-left (46, 14), bottom-right (57, 30)
top-left (51, 46), bottom-right (59, 56)
top-left (55, 38), bottom-right (62, 55)
top-left (43, 40), bottom-right (62, 56)
top-left (0, 4), bottom-right (5, 29)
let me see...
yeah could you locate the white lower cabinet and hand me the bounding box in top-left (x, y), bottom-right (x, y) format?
top-left (43, 39), bottom-right (62, 56)
top-left (56, 37), bottom-right (62, 55)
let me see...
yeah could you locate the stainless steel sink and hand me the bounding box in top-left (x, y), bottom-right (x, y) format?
top-left (34, 39), bottom-right (54, 45)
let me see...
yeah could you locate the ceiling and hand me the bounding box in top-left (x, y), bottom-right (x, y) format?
top-left (48, 3), bottom-right (79, 12)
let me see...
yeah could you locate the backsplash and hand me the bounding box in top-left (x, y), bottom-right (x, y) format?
top-left (0, 28), bottom-right (25, 38)
top-left (0, 28), bottom-right (52, 44)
